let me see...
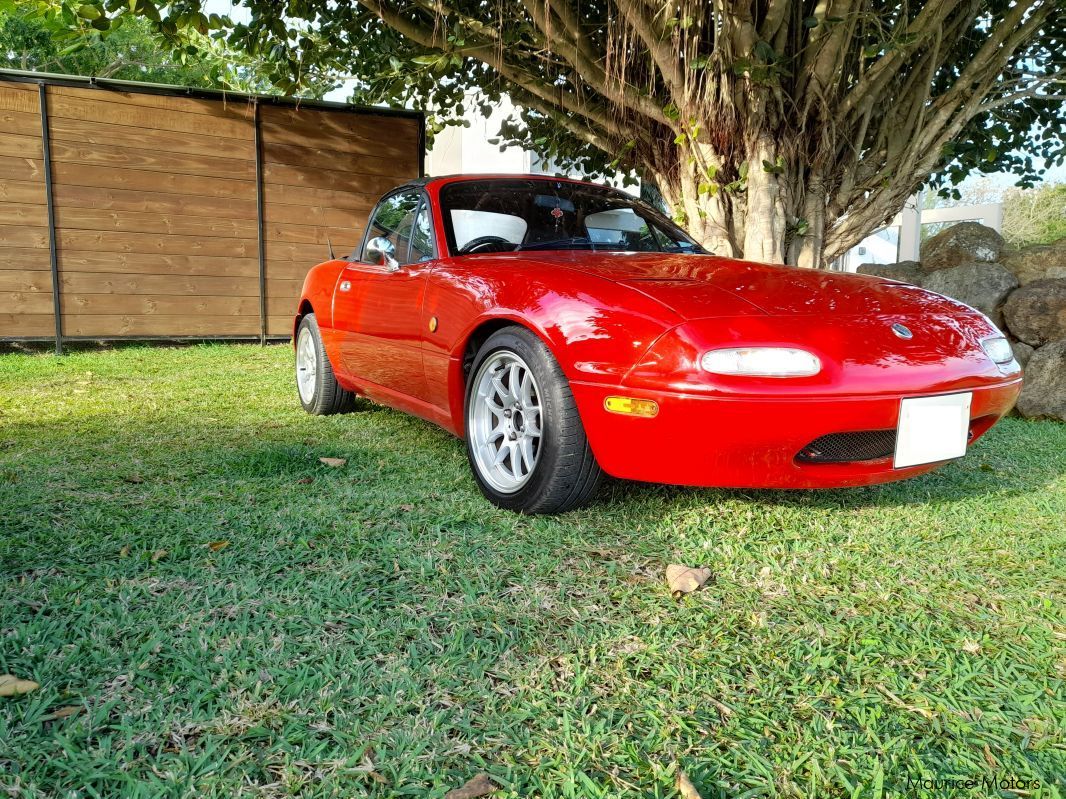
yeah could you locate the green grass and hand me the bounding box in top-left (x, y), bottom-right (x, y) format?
top-left (1, 344), bottom-right (1064, 799)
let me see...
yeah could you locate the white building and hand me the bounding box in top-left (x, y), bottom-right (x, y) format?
top-left (426, 94), bottom-right (636, 194)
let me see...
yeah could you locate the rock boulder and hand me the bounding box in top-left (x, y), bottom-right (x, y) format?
top-left (1002, 278), bottom-right (1066, 346)
top-left (1003, 239), bottom-right (1066, 285)
top-left (922, 262), bottom-right (1018, 324)
top-left (920, 222), bottom-right (1005, 272)
top-left (856, 261), bottom-right (923, 285)
top-left (1012, 341), bottom-right (1034, 370)
top-left (1015, 340), bottom-right (1066, 421)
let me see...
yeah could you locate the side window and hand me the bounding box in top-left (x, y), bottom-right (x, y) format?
top-left (585, 207), bottom-right (660, 251)
top-left (361, 190), bottom-right (421, 264)
top-left (650, 221), bottom-right (698, 253)
top-left (409, 199), bottom-right (436, 262)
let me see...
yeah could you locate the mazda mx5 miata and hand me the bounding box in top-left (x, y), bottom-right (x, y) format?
top-left (293, 175), bottom-right (1022, 513)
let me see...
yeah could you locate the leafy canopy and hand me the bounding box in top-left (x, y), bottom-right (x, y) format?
top-left (24, 0), bottom-right (1063, 198)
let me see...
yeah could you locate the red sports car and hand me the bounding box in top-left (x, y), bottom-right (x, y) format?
top-left (293, 175), bottom-right (1022, 513)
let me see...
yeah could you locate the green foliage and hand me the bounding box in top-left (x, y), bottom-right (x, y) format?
top-left (1002, 183), bottom-right (1066, 247)
top-left (762, 156), bottom-right (786, 175)
top-left (0, 1), bottom-right (276, 93)
top-left (1, 345), bottom-right (1065, 796)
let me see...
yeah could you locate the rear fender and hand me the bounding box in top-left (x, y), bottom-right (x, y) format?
top-left (297, 260), bottom-right (348, 332)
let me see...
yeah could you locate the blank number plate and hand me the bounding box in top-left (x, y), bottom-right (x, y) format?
top-left (894, 392), bottom-right (972, 469)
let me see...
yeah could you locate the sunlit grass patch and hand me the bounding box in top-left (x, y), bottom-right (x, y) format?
top-left (1, 344), bottom-right (1064, 798)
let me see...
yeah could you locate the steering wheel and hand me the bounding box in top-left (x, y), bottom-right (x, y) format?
top-left (458, 235), bottom-right (516, 255)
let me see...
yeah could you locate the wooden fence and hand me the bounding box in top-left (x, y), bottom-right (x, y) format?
top-left (0, 71), bottom-right (424, 350)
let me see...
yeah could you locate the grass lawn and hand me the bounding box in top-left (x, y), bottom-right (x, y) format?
top-left (1, 344), bottom-right (1064, 799)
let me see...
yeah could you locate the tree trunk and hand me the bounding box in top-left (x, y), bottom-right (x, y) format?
top-left (741, 137), bottom-right (787, 264)
top-left (657, 140), bottom-right (827, 268)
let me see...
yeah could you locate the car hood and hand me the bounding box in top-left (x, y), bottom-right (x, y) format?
top-left (525, 252), bottom-right (973, 320)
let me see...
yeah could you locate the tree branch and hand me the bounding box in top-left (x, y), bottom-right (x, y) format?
top-left (614, 0), bottom-right (685, 103)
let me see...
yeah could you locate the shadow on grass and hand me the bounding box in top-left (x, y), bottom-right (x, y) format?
top-left (3, 409), bottom-right (1064, 520)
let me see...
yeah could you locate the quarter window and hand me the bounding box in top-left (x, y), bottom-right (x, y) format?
top-left (409, 199), bottom-right (436, 262)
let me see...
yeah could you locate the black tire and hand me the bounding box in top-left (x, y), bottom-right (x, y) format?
top-left (295, 313), bottom-right (355, 415)
top-left (464, 326), bottom-right (603, 514)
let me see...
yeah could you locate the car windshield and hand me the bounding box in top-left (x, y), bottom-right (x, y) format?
top-left (439, 178), bottom-right (703, 256)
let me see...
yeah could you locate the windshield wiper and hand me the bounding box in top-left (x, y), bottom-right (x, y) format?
top-left (515, 236), bottom-right (596, 252)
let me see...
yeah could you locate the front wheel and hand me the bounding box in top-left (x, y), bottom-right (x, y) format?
top-left (465, 327), bottom-right (603, 514)
top-left (295, 313), bottom-right (355, 415)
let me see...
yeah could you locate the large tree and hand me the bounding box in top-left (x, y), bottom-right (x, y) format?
top-left (25, 0), bottom-right (1066, 266)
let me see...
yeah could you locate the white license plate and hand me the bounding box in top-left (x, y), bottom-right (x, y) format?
top-left (894, 392), bottom-right (972, 468)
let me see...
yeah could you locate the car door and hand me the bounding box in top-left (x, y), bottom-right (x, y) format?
top-left (333, 188), bottom-right (435, 403)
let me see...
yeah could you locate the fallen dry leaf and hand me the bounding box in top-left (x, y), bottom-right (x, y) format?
top-left (877, 686), bottom-right (935, 719)
top-left (151, 549), bottom-right (168, 562)
top-left (983, 743), bottom-right (998, 769)
top-left (40, 705), bottom-right (81, 722)
top-left (207, 540), bottom-right (230, 552)
top-left (297, 477), bottom-right (314, 485)
top-left (319, 457), bottom-right (347, 468)
top-left (0, 674), bottom-right (39, 697)
top-left (705, 697), bottom-right (735, 718)
top-left (444, 773), bottom-right (499, 799)
top-left (676, 770), bottom-right (703, 799)
top-left (666, 564), bottom-right (712, 598)
top-left (348, 752), bottom-right (388, 784)
top-left (119, 545), bottom-right (130, 558)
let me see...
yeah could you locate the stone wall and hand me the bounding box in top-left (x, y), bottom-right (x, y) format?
top-left (857, 222), bottom-right (1066, 421)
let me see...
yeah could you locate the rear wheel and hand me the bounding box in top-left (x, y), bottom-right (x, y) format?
top-left (296, 313), bottom-right (354, 415)
top-left (465, 327), bottom-right (602, 513)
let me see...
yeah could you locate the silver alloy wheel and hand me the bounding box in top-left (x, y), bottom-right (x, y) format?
top-left (296, 326), bottom-right (317, 404)
top-left (469, 351), bottom-right (543, 493)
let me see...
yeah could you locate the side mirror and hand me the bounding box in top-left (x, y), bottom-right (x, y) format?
top-left (365, 236), bottom-right (399, 270)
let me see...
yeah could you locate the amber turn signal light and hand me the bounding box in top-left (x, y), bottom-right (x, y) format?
top-left (604, 396), bottom-right (659, 418)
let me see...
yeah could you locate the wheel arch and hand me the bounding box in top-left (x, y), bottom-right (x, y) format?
top-left (293, 260), bottom-right (346, 341)
top-left (449, 314), bottom-right (558, 437)
top-left (459, 316), bottom-right (552, 386)
top-left (293, 299), bottom-right (314, 342)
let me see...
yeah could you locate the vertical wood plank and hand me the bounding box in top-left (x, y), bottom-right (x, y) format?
top-left (254, 100), bottom-right (267, 345)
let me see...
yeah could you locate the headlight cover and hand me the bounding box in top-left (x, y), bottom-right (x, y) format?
top-left (980, 336), bottom-right (1014, 365)
top-left (700, 347), bottom-right (822, 377)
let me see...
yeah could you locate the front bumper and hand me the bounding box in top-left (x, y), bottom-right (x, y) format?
top-left (569, 378), bottom-right (1022, 489)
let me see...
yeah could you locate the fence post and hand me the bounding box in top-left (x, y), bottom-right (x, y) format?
top-left (253, 99), bottom-right (267, 345)
top-left (38, 82), bottom-right (62, 355)
top-left (898, 193), bottom-right (922, 262)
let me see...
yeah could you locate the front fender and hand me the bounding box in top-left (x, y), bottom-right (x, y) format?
top-left (433, 266), bottom-right (683, 384)
top-left (422, 260), bottom-right (683, 435)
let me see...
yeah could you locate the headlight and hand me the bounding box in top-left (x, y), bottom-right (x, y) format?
top-left (700, 347), bottom-right (821, 377)
top-left (980, 336), bottom-right (1014, 365)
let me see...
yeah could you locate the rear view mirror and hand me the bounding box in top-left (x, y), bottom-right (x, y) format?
top-left (366, 236), bottom-right (399, 270)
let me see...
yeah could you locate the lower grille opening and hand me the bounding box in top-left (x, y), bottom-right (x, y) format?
top-left (796, 430), bottom-right (897, 464)
top-left (797, 421), bottom-right (982, 465)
